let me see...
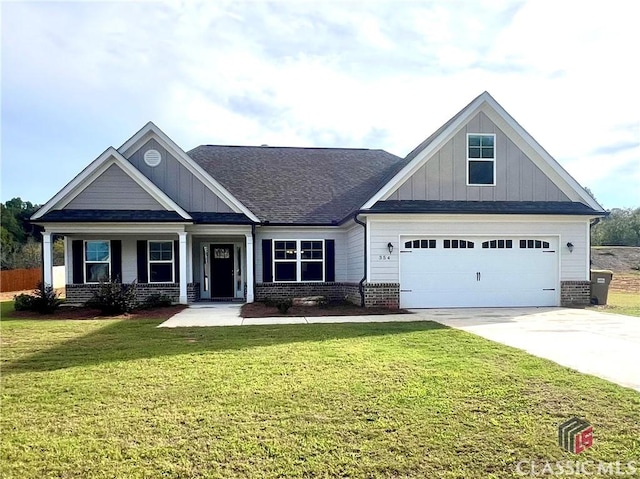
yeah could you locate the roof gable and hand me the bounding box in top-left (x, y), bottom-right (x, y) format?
top-left (362, 92), bottom-right (604, 212)
top-left (31, 147), bottom-right (191, 221)
top-left (118, 122), bottom-right (260, 222)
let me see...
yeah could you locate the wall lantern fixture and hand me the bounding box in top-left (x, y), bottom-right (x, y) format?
top-left (566, 242), bottom-right (574, 253)
top-left (387, 242), bottom-right (394, 254)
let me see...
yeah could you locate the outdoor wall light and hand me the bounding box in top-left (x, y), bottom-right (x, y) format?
top-left (387, 242), bottom-right (394, 254)
top-left (566, 242), bottom-right (574, 253)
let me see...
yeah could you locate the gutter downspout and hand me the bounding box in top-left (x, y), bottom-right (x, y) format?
top-left (354, 212), bottom-right (367, 307)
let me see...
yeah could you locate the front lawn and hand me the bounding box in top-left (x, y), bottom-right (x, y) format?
top-left (1, 302), bottom-right (638, 478)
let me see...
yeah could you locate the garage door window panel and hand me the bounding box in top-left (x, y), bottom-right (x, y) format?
top-left (482, 240), bottom-right (512, 249)
top-left (520, 239), bottom-right (550, 249)
top-left (443, 239), bottom-right (474, 249)
top-left (404, 239), bottom-right (437, 249)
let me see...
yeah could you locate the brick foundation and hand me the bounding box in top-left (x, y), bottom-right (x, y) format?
top-left (560, 281), bottom-right (590, 306)
top-left (363, 282), bottom-right (400, 309)
top-left (256, 282), bottom-right (361, 304)
top-left (66, 283), bottom-right (183, 305)
top-left (187, 283), bottom-right (200, 302)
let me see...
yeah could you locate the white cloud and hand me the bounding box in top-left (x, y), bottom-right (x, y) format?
top-left (1, 0), bottom-right (638, 207)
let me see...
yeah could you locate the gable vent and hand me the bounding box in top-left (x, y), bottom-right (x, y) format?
top-left (144, 149), bottom-right (162, 167)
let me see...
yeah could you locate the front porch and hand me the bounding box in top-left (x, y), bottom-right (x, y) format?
top-left (40, 223), bottom-right (255, 305)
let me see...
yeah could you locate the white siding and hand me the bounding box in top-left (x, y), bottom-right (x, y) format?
top-left (367, 215), bottom-right (590, 283)
top-left (255, 227), bottom-right (347, 283)
top-left (65, 234), bottom-right (178, 283)
top-left (346, 225), bottom-right (364, 282)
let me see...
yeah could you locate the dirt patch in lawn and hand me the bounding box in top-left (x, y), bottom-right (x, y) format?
top-left (241, 301), bottom-right (410, 318)
top-left (591, 246), bottom-right (640, 273)
top-left (0, 288), bottom-right (66, 302)
top-left (8, 305), bottom-right (187, 321)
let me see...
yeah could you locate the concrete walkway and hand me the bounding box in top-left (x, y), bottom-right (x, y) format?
top-left (159, 305), bottom-right (640, 392)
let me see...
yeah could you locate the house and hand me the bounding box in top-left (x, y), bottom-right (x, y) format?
top-left (31, 92), bottom-right (605, 309)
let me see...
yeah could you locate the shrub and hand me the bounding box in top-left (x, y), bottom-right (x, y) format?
top-left (86, 279), bottom-right (138, 315)
top-left (13, 293), bottom-right (36, 311)
top-left (13, 283), bottom-right (62, 314)
top-left (276, 299), bottom-right (293, 314)
top-left (142, 294), bottom-right (173, 309)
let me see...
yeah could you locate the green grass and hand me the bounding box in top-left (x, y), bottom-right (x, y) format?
top-left (1, 301), bottom-right (639, 478)
top-left (602, 291), bottom-right (640, 317)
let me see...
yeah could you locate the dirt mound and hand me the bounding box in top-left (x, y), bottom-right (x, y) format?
top-left (591, 247), bottom-right (640, 273)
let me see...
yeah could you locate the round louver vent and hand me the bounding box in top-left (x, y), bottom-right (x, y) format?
top-left (144, 149), bottom-right (162, 167)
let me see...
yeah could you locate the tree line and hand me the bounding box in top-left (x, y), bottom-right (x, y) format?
top-left (1, 198), bottom-right (63, 270)
top-left (0, 197), bottom-right (638, 270)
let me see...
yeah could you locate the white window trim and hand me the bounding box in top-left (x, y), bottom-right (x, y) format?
top-left (148, 240), bottom-right (175, 283)
top-left (466, 133), bottom-right (496, 187)
top-left (84, 239), bottom-right (111, 284)
top-left (272, 239), bottom-right (325, 283)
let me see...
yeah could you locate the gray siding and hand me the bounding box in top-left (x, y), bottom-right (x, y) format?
top-left (66, 164), bottom-right (164, 210)
top-left (388, 112), bottom-right (569, 202)
top-left (346, 225), bottom-right (364, 282)
top-left (127, 139), bottom-right (234, 213)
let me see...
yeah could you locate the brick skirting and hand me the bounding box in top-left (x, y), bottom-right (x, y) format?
top-left (363, 282), bottom-right (400, 309)
top-left (256, 282), bottom-right (361, 304)
top-left (560, 281), bottom-right (590, 306)
top-left (66, 283), bottom-right (191, 305)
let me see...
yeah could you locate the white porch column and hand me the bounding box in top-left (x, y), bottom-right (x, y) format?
top-left (186, 233), bottom-right (193, 283)
top-left (42, 232), bottom-right (53, 286)
top-left (245, 233), bottom-right (254, 303)
top-left (179, 232), bottom-right (188, 304)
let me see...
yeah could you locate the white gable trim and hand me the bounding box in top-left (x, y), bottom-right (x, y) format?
top-left (31, 147), bottom-right (191, 220)
top-left (361, 92), bottom-right (603, 212)
top-left (117, 122), bottom-right (260, 223)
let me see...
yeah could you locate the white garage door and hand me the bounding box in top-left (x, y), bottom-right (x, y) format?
top-left (399, 237), bottom-right (558, 308)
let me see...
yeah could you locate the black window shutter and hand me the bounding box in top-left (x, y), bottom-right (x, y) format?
top-left (111, 240), bottom-right (122, 281)
top-left (174, 240), bottom-right (180, 283)
top-left (137, 240), bottom-right (148, 283)
top-left (325, 239), bottom-right (335, 282)
top-left (72, 240), bottom-right (84, 284)
top-left (262, 239), bottom-right (273, 282)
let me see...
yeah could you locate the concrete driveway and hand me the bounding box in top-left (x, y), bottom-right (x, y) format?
top-left (418, 307), bottom-right (640, 392)
top-left (160, 305), bottom-right (640, 392)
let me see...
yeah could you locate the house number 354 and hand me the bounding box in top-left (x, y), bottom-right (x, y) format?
top-left (378, 255), bottom-right (391, 260)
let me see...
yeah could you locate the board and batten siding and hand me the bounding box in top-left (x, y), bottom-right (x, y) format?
top-left (387, 111), bottom-right (570, 202)
top-left (255, 228), bottom-right (347, 283)
top-left (127, 139), bottom-right (234, 213)
top-left (65, 164), bottom-right (164, 210)
top-left (346, 225), bottom-right (364, 282)
top-left (367, 215), bottom-right (589, 283)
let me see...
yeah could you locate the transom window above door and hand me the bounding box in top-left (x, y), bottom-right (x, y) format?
top-left (467, 134), bottom-right (496, 186)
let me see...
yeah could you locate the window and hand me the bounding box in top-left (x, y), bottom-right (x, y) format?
top-left (149, 241), bottom-right (174, 283)
top-left (467, 134), bottom-right (495, 186)
top-left (520, 240), bottom-right (550, 249)
top-left (85, 240), bottom-right (110, 283)
top-left (273, 240), bottom-right (324, 282)
top-left (482, 239), bottom-right (513, 249)
top-left (404, 239), bottom-right (437, 249)
top-left (443, 239), bottom-right (475, 249)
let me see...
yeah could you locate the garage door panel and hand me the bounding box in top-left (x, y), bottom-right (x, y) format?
top-left (399, 236), bottom-right (558, 308)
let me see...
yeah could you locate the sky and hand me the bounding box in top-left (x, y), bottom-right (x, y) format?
top-left (1, 0), bottom-right (639, 210)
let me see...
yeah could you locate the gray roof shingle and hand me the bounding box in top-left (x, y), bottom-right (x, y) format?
top-left (188, 145), bottom-right (408, 224)
top-left (369, 201), bottom-right (603, 215)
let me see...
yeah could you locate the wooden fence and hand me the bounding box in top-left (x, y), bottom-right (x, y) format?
top-left (0, 268), bottom-right (42, 292)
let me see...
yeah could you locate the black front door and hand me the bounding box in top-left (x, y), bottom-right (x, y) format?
top-left (211, 244), bottom-right (234, 298)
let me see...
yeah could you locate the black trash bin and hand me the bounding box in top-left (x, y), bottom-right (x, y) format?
top-left (590, 270), bottom-right (614, 305)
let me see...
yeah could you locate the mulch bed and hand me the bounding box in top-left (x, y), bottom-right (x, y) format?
top-left (241, 301), bottom-right (409, 318)
top-left (8, 305), bottom-right (187, 321)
